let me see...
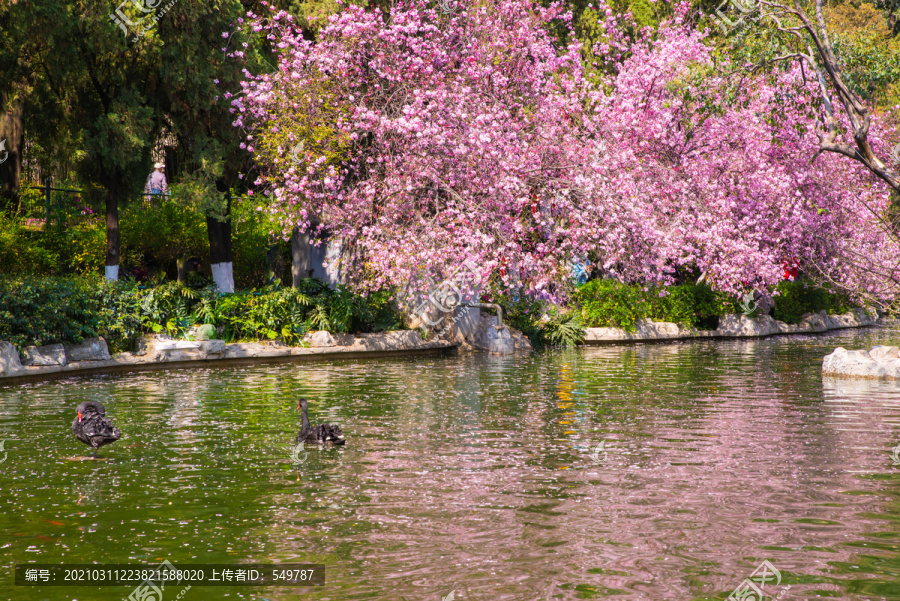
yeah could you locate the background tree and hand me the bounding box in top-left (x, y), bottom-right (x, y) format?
top-left (155, 0), bottom-right (269, 292)
top-left (752, 0), bottom-right (899, 191)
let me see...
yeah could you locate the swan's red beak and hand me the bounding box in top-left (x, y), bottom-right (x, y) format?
top-left (296, 401), bottom-right (301, 410)
top-left (77, 411), bottom-right (82, 422)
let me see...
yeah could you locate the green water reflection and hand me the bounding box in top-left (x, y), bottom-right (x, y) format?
top-left (2, 327), bottom-right (900, 600)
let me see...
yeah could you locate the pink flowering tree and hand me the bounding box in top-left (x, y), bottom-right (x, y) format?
top-left (232, 0), bottom-right (899, 307)
top-left (583, 1), bottom-right (899, 303)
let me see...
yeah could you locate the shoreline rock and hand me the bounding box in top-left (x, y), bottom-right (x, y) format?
top-left (0, 341), bottom-right (23, 376)
top-left (22, 343), bottom-right (67, 367)
top-left (823, 345), bottom-right (900, 381)
top-left (583, 309), bottom-right (877, 344)
top-left (64, 337), bottom-right (111, 362)
top-left (0, 330), bottom-right (457, 383)
top-left (0, 307), bottom-right (884, 382)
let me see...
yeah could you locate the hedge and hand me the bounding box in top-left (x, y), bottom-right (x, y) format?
top-left (0, 276), bottom-right (404, 353)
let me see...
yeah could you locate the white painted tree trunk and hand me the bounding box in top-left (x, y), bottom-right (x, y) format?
top-left (211, 262), bottom-right (234, 293)
top-left (105, 265), bottom-right (119, 281)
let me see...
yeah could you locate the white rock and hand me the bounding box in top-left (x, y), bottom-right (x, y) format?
top-left (870, 346), bottom-right (900, 362)
top-left (486, 325), bottom-right (515, 355)
top-left (199, 340), bottom-right (226, 358)
top-left (799, 311), bottom-right (828, 332)
top-left (133, 335), bottom-right (227, 361)
top-left (715, 314), bottom-right (781, 337)
top-left (22, 343), bottom-right (67, 366)
top-left (822, 346), bottom-right (900, 380)
top-left (303, 331), bottom-right (354, 347)
top-left (0, 341), bottom-right (23, 376)
top-left (355, 330), bottom-right (424, 350)
top-left (225, 342), bottom-right (290, 359)
top-left (64, 338), bottom-right (111, 362)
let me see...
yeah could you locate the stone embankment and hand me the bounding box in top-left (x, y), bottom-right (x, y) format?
top-left (0, 308), bottom-right (886, 383)
top-left (0, 331), bottom-right (455, 383)
top-left (584, 308), bottom-right (877, 343)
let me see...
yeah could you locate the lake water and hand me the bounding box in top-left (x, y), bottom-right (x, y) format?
top-left (2, 327), bottom-right (900, 600)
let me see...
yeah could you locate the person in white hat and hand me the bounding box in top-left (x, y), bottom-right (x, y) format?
top-left (144, 162), bottom-right (168, 201)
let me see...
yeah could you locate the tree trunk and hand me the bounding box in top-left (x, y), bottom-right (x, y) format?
top-left (104, 176), bottom-right (120, 280)
top-left (207, 192), bottom-right (234, 293)
top-left (177, 257), bottom-right (187, 284)
top-left (0, 89), bottom-right (25, 215)
top-left (291, 226), bottom-right (311, 288)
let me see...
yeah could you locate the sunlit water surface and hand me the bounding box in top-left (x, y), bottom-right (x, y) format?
top-left (2, 328), bottom-right (900, 600)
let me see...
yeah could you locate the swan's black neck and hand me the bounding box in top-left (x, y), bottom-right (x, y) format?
top-left (299, 402), bottom-right (311, 438)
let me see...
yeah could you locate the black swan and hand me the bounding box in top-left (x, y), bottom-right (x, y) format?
top-left (72, 401), bottom-right (121, 452)
top-left (296, 398), bottom-right (345, 446)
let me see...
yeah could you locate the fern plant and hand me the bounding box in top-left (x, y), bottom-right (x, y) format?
top-left (541, 312), bottom-right (586, 349)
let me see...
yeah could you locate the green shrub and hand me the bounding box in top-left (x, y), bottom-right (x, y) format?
top-left (772, 279), bottom-right (855, 324)
top-left (0, 277), bottom-right (100, 348)
top-left (494, 295), bottom-right (585, 349)
top-left (212, 286), bottom-right (310, 343)
top-left (196, 324), bottom-right (217, 340)
top-left (575, 279), bottom-right (651, 331)
top-left (0, 215), bottom-right (60, 275)
top-left (648, 284), bottom-right (732, 330)
top-left (498, 294), bottom-right (547, 347)
top-left (95, 280), bottom-right (149, 353)
top-left (576, 280), bottom-right (736, 331)
top-left (119, 199), bottom-right (209, 280)
top-left (206, 281), bottom-right (403, 343)
top-left (0, 275), bottom-right (406, 352)
top-left (231, 196), bottom-right (289, 289)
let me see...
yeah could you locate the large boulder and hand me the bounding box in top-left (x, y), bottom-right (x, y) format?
top-left (634, 319), bottom-right (687, 339)
top-left (195, 324), bottom-right (218, 341)
top-left (199, 340), bottom-right (227, 358)
top-left (716, 314), bottom-right (781, 337)
top-left (227, 342), bottom-right (292, 359)
top-left (134, 335), bottom-right (226, 361)
top-left (22, 343), bottom-right (67, 367)
top-left (303, 331), bottom-right (354, 347)
top-left (775, 320), bottom-right (806, 334)
top-left (799, 310), bottom-right (828, 333)
top-left (822, 346), bottom-right (900, 380)
top-left (354, 330), bottom-right (425, 351)
top-left (583, 318), bottom-right (707, 342)
top-left (466, 314), bottom-right (530, 352)
top-left (0, 341), bottom-right (23, 376)
top-left (485, 322), bottom-right (515, 355)
top-left (825, 308), bottom-right (877, 330)
top-left (64, 337), bottom-right (111, 362)
top-left (508, 328), bottom-right (533, 352)
top-left (870, 345), bottom-right (900, 362)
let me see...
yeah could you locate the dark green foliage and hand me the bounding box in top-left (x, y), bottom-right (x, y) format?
top-left (575, 278), bottom-right (857, 331)
top-left (576, 280), bottom-right (733, 331)
top-left (0, 217), bottom-right (60, 275)
top-left (0, 277), bottom-right (101, 348)
top-left (0, 276), bottom-right (406, 353)
top-left (575, 280), bottom-right (653, 331)
top-left (500, 295), bottom-right (547, 347)
top-left (0, 190), bottom-right (281, 287)
top-left (94, 281), bottom-right (147, 353)
top-left (541, 311), bottom-right (587, 349)
top-left (772, 279), bottom-right (855, 324)
top-left (497, 295), bottom-right (586, 349)
top-left (119, 199), bottom-right (210, 280)
top-left (647, 283), bottom-right (733, 330)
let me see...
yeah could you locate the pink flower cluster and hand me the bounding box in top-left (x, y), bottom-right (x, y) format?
top-left (232, 0), bottom-right (898, 303)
